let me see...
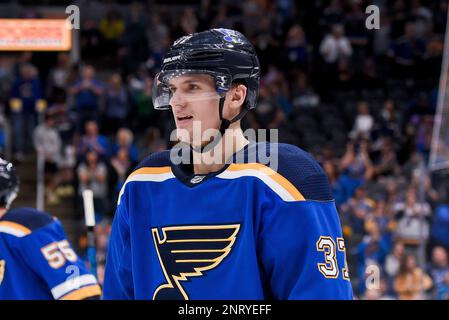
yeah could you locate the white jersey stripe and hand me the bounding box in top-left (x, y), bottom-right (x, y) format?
top-left (0, 226), bottom-right (28, 237)
top-left (117, 172), bottom-right (176, 205)
top-left (217, 169), bottom-right (296, 202)
top-left (51, 274), bottom-right (98, 300)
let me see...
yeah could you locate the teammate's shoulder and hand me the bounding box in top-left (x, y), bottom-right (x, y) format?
top-left (134, 150), bottom-right (172, 171)
top-left (237, 142), bottom-right (333, 201)
top-left (0, 207), bottom-right (54, 237)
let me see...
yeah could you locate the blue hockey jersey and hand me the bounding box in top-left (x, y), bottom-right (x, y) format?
top-left (0, 207), bottom-right (101, 300)
top-left (103, 142), bottom-right (354, 300)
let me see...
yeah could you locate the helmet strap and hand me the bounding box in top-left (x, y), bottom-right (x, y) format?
top-left (192, 96), bottom-right (248, 154)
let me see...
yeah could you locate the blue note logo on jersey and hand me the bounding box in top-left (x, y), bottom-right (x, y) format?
top-left (151, 224), bottom-right (240, 300)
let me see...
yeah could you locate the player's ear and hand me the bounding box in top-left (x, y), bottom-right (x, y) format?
top-left (227, 83), bottom-right (247, 113)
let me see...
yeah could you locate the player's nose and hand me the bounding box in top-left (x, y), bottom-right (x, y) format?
top-left (170, 91), bottom-right (187, 108)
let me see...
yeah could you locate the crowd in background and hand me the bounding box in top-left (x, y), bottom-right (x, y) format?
top-left (1, 0), bottom-right (449, 299)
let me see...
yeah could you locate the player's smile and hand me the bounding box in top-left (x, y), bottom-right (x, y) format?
top-left (175, 114), bottom-right (194, 128)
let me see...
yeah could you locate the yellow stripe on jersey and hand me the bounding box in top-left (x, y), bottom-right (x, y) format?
top-left (0, 221), bottom-right (32, 237)
top-left (117, 166), bottom-right (174, 205)
top-left (219, 163), bottom-right (305, 201)
top-left (127, 166), bottom-right (173, 177)
top-left (60, 284), bottom-right (102, 300)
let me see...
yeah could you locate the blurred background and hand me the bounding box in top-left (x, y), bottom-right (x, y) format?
top-left (0, 0), bottom-right (449, 300)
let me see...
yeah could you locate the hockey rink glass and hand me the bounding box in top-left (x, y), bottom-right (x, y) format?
top-left (152, 69), bottom-right (231, 109)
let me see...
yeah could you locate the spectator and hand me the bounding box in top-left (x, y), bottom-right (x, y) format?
top-left (46, 96), bottom-right (76, 198)
top-left (0, 56), bottom-right (15, 104)
top-left (77, 120), bottom-right (110, 160)
top-left (0, 113), bottom-right (7, 155)
top-left (394, 253), bottom-right (433, 299)
top-left (130, 75), bottom-right (160, 134)
top-left (370, 197), bottom-right (395, 235)
top-left (335, 59), bottom-right (356, 93)
top-left (356, 220), bottom-right (391, 295)
top-left (284, 24), bottom-right (308, 70)
top-left (393, 187), bottom-right (431, 245)
top-left (110, 128), bottom-right (138, 163)
top-left (323, 160), bottom-right (346, 207)
top-left (119, 2), bottom-right (148, 76)
top-left (46, 96), bottom-right (76, 145)
top-left (33, 113), bottom-right (62, 205)
top-left (10, 63), bottom-right (44, 160)
top-left (430, 205), bottom-right (449, 249)
top-left (364, 278), bottom-right (396, 300)
top-left (319, 0), bottom-right (344, 30)
top-left (210, 4), bottom-right (233, 30)
top-left (178, 8), bottom-right (198, 36)
top-left (46, 52), bottom-right (71, 103)
top-left (104, 74), bottom-right (130, 135)
top-left (291, 73), bottom-right (319, 110)
top-left (406, 152), bottom-right (440, 203)
top-left (99, 10), bottom-right (125, 59)
top-left (80, 19), bottom-right (104, 60)
top-left (146, 14), bottom-right (170, 51)
top-left (350, 101), bottom-right (374, 140)
top-left (385, 241), bottom-right (405, 279)
top-left (94, 220), bottom-right (112, 286)
top-left (69, 65), bottom-right (104, 133)
top-left (344, 0), bottom-right (369, 68)
top-left (77, 149), bottom-right (108, 217)
top-left (357, 59), bottom-right (384, 93)
top-left (12, 52), bottom-right (33, 80)
top-left (428, 246), bottom-right (449, 288)
top-left (436, 272), bottom-right (449, 300)
top-left (252, 16), bottom-right (281, 72)
top-left (319, 24), bottom-right (353, 64)
top-left (373, 136), bottom-right (401, 178)
top-left (138, 127), bottom-right (167, 159)
top-left (387, 22), bottom-right (426, 79)
top-left (246, 84), bottom-right (284, 131)
top-left (319, 24), bottom-right (352, 100)
top-left (110, 147), bottom-right (133, 201)
top-left (55, 143), bottom-right (76, 199)
top-left (342, 186), bottom-right (376, 239)
top-left (375, 99), bottom-right (402, 140)
top-left (340, 139), bottom-right (375, 185)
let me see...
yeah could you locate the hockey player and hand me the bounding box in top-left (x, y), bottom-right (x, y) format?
top-left (103, 28), bottom-right (354, 300)
top-left (0, 158), bottom-right (101, 300)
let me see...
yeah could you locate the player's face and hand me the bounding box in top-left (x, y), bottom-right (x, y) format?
top-left (169, 74), bottom-right (221, 145)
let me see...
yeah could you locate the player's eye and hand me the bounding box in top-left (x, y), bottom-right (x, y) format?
top-left (188, 83), bottom-right (200, 91)
top-left (168, 86), bottom-right (176, 93)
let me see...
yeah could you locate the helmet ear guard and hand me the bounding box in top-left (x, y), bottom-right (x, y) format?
top-left (2, 188), bottom-right (18, 209)
top-left (0, 158), bottom-right (19, 209)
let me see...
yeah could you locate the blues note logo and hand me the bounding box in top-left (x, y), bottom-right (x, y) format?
top-left (152, 224), bottom-right (240, 300)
